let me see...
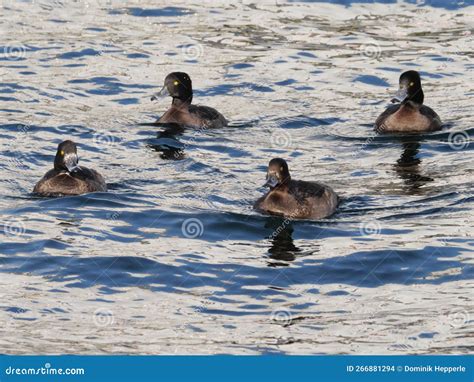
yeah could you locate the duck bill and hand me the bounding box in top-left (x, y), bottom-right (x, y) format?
top-left (391, 87), bottom-right (408, 103)
top-left (264, 174), bottom-right (279, 188)
top-left (151, 85), bottom-right (169, 101)
top-left (64, 153), bottom-right (79, 172)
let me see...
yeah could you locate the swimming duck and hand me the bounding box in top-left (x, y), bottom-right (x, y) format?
top-left (151, 72), bottom-right (227, 129)
top-left (33, 140), bottom-right (107, 196)
top-left (375, 70), bottom-right (442, 133)
top-left (254, 158), bottom-right (339, 220)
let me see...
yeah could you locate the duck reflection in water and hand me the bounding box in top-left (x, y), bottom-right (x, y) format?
top-left (265, 217), bottom-right (301, 266)
top-left (394, 136), bottom-right (434, 194)
top-left (147, 123), bottom-right (186, 160)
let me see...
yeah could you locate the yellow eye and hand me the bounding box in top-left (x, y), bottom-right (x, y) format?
top-left (409, 82), bottom-right (414, 87)
top-left (60, 150), bottom-right (65, 156)
top-left (173, 81), bottom-right (179, 86)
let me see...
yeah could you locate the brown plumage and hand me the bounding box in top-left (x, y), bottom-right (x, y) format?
top-left (375, 102), bottom-right (442, 133)
top-left (375, 70), bottom-right (442, 133)
top-left (33, 140), bottom-right (107, 196)
top-left (254, 158), bottom-right (339, 220)
top-left (158, 103), bottom-right (227, 129)
top-left (152, 72), bottom-right (227, 129)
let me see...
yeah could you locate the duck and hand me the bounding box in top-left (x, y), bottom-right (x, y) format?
top-left (375, 70), bottom-right (442, 133)
top-left (151, 72), bottom-right (227, 129)
top-left (254, 158), bottom-right (339, 220)
top-left (33, 140), bottom-right (107, 196)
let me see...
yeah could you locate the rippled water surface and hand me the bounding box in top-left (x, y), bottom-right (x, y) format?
top-left (0, 0), bottom-right (473, 354)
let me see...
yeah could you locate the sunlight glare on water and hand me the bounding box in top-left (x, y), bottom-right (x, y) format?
top-left (0, 0), bottom-right (472, 354)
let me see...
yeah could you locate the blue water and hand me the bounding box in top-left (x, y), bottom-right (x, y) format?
top-left (0, 0), bottom-right (472, 354)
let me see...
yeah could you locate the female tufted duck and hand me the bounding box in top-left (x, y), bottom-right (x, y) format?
top-left (33, 140), bottom-right (107, 196)
top-left (151, 72), bottom-right (227, 129)
top-left (254, 158), bottom-right (339, 220)
top-left (375, 70), bottom-right (442, 133)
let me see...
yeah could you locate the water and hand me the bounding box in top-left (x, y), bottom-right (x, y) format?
top-left (0, 0), bottom-right (473, 354)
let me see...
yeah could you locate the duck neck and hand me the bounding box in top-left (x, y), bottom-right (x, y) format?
top-left (275, 177), bottom-right (291, 191)
top-left (405, 88), bottom-right (424, 106)
top-left (54, 156), bottom-right (68, 172)
top-left (172, 96), bottom-right (192, 109)
top-left (54, 163), bottom-right (67, 172)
